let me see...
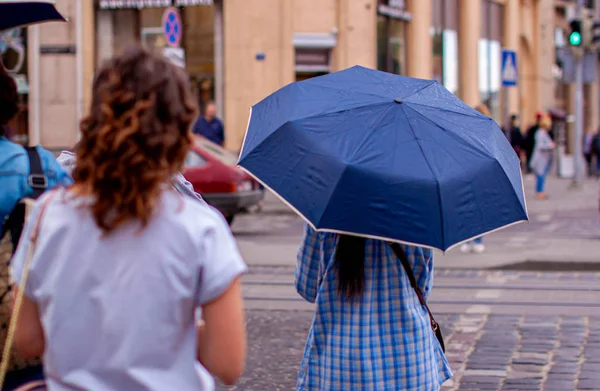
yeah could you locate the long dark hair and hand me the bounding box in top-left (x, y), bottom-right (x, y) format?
top-left (335, 234), bottom-right (366, 300)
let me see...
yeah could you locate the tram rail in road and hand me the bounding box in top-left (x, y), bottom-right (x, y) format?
top-left (241, 269), bottom-right (600, 316)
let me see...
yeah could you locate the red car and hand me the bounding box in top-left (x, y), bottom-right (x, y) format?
top-left (183, 136), bottom-right (264, 224)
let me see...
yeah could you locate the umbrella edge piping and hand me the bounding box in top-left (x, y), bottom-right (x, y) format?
top-left (236, 164), bottom-right (529, 254)
top-left (442, 218), bottom-right (529, 254)
top-left (236, 164), bottom-right (318, 230)
top-left (237, 107), bottom-right (253, 161)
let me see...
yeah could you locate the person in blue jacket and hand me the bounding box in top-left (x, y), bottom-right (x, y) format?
top-left (192, 102), bottom-right (225, 146)
top-left (0, 58), bottom-right (71, 391)
top-left (0, 62), bottom-right (72, 235)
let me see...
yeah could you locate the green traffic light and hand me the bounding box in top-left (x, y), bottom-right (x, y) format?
top-left (570, 31), bottom-right (582, 46)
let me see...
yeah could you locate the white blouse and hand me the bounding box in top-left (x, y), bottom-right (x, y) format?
top-left (11, 188), bottom-right (246, 391)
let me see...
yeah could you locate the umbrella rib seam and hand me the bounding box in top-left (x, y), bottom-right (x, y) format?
top-left (402, 105), bottom-right (495, 160)
top-left (285, 101), bottom-right (394, 134)
top-left (295, 81), bottom-right (397, 102)
top-left (403, 101), bottom-right (492, 120)
top-left (404, 105), bottom-right (526, 245)
top-left (400, 104), bottom-right (446, 250)
top-left (358, 66), bottom-right (438, 102)
top-left (402, 104), bottom-right (489, 243)
top-left (315, 163), bottom-right (349, 229)
top-left (395, 80), bottom-right (438, 102)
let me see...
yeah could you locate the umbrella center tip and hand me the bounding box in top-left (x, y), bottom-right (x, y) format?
top-left (394, 98), bottom-right (403, 104)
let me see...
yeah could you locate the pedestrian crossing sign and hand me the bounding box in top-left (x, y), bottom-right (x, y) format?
top-left (501, 50), bottom-right (518, 87)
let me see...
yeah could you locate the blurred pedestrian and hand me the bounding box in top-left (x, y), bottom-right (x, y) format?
top-left (584, 130), bottom-right (594, 177)
top-left (509, 114), bottom-right (524, 162)
top-left (592, 130), bottom-right (600, 177)
top-left (0, 55), bottom-right (71, 390)
top-left (461, 104), bottom-right (492, 254)
top-left (192, 101), bottom-right (225, 146)
top-left (295, 226), bottom-right (451, 390)
top-left (530, 113), bottom-right (555, 200)
top-left (524, 112), bottom-right (543, 174)
top-left (10, 47), bottom-right (247, 390)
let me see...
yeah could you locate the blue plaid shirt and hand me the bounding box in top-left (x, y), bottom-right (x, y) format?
top-left (295, 225), bottom-right (452, 391)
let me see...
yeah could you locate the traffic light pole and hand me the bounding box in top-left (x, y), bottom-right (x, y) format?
top-left (573, 0), bottom-right (585, 188)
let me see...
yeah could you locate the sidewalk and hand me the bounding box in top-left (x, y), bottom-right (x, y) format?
top-left (261, 174), bottom-right (599, 216)
top-left (438, 175), bottom-right (600, 269)
top-left (255, 175), bottom-right (600, 269)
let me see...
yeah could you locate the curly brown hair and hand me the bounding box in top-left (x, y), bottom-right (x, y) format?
top-left (72, 46), bottom-right (197, 233)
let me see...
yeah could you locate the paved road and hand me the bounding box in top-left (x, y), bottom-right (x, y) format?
top-left (215, 177), bottom-right (600, 391)
top-left (216, 309), bottom-right (600, 391)
top-left (218, 270), bottom-right (600, 391)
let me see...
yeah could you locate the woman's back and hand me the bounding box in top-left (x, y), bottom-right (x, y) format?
top-left (295, 226), bottom-right (451, 391)
top-left (10, 47), bottom-right (247, 390)
top-left (12, 188), bottom-right (245, 390)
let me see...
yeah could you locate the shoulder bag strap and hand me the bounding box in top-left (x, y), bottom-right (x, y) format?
top-left (24, 147), bottom-right (48, 199)
top-left (0, 193), bottom-right (55, 389)
top-left (389, 243), bottom-right (445, 352)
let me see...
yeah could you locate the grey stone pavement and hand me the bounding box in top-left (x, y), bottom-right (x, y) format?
top-left (216, 176), bottom-right (600, 391)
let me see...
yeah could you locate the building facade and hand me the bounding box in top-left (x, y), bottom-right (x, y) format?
top-left (4, 0), bottom-right (594, 155)
top-left (224, 0), bottom-right (560, 150)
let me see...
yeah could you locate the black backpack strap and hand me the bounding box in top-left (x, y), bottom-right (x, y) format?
top-left (25, 146), bottom-right (48, 199)
top-left (2, 147), bottom-right (47, 253)
top-left (390, 243), bottom-right (445, 352)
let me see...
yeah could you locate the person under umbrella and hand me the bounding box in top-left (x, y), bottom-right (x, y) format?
top-left (238, 66), bottom-right (527, 390)
top-left (295, 225), bottom-right (451, 390)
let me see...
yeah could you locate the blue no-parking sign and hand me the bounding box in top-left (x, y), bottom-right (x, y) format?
top-left (501, 50), bottom-right (518, 87)
top-left (162, 7), bottom-right (182, 48)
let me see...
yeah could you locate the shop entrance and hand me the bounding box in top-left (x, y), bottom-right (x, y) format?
top-left (95, 2), bottom-right (216, 115)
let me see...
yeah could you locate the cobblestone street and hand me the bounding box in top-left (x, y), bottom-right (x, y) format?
top-left (219, 177), bottom-right (600, 391)
top-left (217, 308), bottom-right (600, 391)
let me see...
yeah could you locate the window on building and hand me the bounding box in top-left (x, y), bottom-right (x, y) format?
top-left (431, 0), bottom-right (458, 94)
top-left (295, 48), bottom-right (331, 74)
top-left (377, 0), bottom-right (409, 75)
top-left (479, 0), bottom-right (504, 122)
top-left (293, 33), bottom-right (336, 81)
top-left (97, 4), bottom-right (216, 118)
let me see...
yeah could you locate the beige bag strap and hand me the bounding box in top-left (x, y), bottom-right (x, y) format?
top-left (0, 195), bottom-right (53, 389)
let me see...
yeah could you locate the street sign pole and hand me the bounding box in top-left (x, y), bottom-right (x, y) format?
top-left (504, 83), bottom-right (510, 140)
top-left (501, 49), bottom-right (518, 141)
top-left (573, 0), bottom-right (585, 188)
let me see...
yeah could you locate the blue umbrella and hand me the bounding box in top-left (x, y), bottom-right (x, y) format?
top-left (0, 0), bottom-right (66, 32)
top-left (238, 66), bottom-right (528, 251)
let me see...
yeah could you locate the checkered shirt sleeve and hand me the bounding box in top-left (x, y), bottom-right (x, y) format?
top-left (295, 224), bottom-right (323, 303)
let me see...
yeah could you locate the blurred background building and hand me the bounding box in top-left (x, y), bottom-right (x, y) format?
top-left (0, 0), bottom-right (596, 162)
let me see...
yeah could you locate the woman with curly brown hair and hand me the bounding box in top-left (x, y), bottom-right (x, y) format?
top-left (9, 47), bottom-right (247, 390)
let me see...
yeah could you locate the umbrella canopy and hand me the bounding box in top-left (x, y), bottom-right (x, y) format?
top-left (238, 66), bottom-right (528, 251)
top-left (0, 0), bottom-right (66, 32)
